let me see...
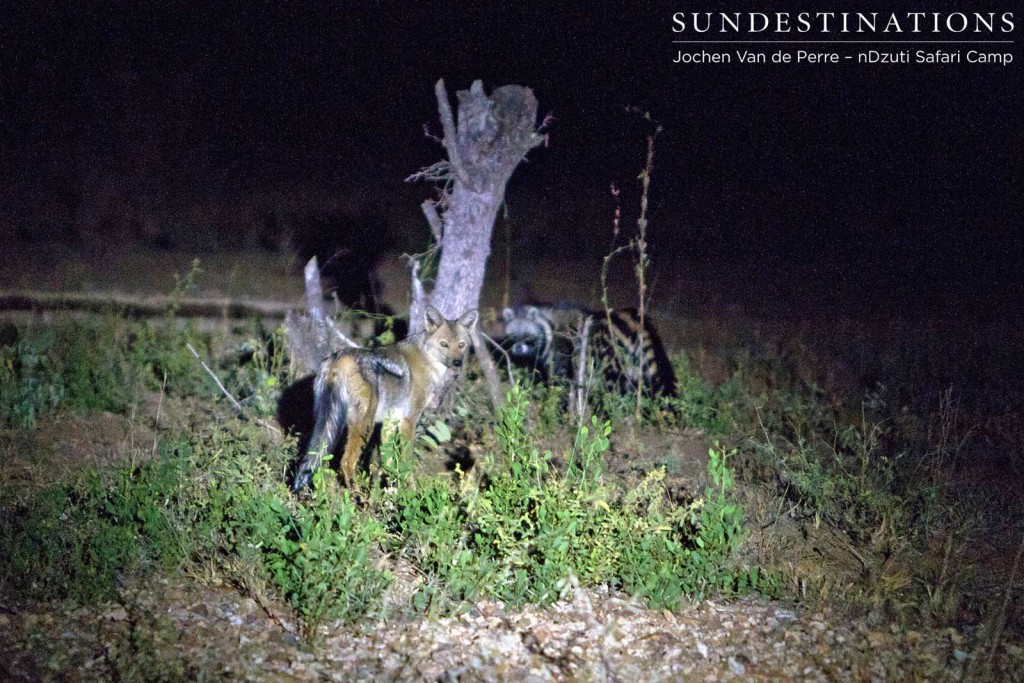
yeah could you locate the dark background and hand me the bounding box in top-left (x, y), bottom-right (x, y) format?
top-left (2, 2), bottom-right (1021, 317)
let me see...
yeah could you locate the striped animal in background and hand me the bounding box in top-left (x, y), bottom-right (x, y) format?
top-left (499, 305), bottom-right (677, 397)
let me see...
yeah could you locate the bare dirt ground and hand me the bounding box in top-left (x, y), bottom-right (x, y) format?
top-left (3, 568), bottom-right (1015, 682)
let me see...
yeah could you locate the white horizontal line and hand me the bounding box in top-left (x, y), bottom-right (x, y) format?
top-left (672, 40), bottom-right (1014, 44)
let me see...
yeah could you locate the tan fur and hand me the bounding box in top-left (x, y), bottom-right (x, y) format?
top-left (293, 306), bottom-right (478, 491)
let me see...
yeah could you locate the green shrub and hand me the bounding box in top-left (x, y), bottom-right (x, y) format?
top-left (257, 491), bottom-right (390, 643)
top-left (0, 318), bottom-right (141, 428)
top-left (0, 424), bottom-right (390, 644)
top-left (373, 385), bottom-right (760, 614)
top-left (0, 454), bottom-right (185, 603)
top-left (127, 320), bottom-right (209, 396)
top-left (0, 328), bottom-right (64, 428)
top-left (0, 398), bottom-right (761, 643)
top-left (57, 317), bottom-right (139, 414)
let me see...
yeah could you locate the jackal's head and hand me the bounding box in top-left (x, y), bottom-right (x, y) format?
top-left (422, 305), bottom-right (478, 369)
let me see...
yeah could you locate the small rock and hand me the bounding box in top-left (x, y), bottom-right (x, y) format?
top-left (532, 624), bottom-right (552, 646)
top-left (237, 598), bottom-right (258, 615)
top-left (728, 656), bottom-right (746, 675)
top-left (275, 631), bottom-right (302, 647)
top-left (105, 606), bottom-right (128, 622)
top-left (696, 641), bottom-right (709, 658)
top-left (867, 631), bottom-right (893, 649)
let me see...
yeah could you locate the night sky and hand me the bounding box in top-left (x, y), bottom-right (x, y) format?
top-left (2, 3), bottom-right (1021, 316)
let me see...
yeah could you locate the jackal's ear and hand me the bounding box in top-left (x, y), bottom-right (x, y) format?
top-left (424, 305), bottom-right (444, 333)
top-left (458, 309), bottom-right (479, 329)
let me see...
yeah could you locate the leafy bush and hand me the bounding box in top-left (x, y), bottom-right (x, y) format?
top-left (373, 385), bottom-right (761, 613)
top-left (0, 320), bottom-right (761, 639)
top-left (257, 491), bottom-right (390, 642)
top-left (127, 320), bottom-right (209, 396)
top-left (0, 328), bottom-right (65, 428)
top-left (0, 454), bottom-right (185, 603)
top-left (0, 319), bottom-right (141, 428)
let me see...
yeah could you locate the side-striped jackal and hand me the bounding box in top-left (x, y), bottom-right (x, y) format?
top-left (293, 305), bottom-right (478, 491)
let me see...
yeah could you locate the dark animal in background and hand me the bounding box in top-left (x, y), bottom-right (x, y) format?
top-left (500, 305), bottom-right (574, 382)
top-left (499, 305), bottom-right (677, 397)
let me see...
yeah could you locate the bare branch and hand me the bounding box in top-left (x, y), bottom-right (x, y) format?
top-left (324, 316), bottom-right (363, 349)
top-left (303, 257), bottom-right (328, 353)
top-left (470, 325), bottom-right (503, 411)
top-left (405, 160), bottom-right (451, 184)
top-left (573, 315), bottom-right (593, 422)
top-left (479, 329), bottom-right (516, 386)
top-left (435, 78), bottom-right (470, 185)
top-left (187, 343), bottom-right (245, 414)
top-left (422, 122), bottom-right (443, 145)
top-left (187, 343), bottom-right (283, 438)
top-left (421, 199), bottom-right (444, 245)
top-left (405, 254), bottom-right (429, 335)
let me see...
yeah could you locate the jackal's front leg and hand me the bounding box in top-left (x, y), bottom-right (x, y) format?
top-left (391, 417), bottom-right (418, 457)
top-left (376, 417), bottom-right (418, 483)
top-left (398, 417), bottom-right (417, 451)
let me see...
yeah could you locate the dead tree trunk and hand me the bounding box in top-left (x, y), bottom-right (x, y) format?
top-left (408, 79), bottom-right (544, 329)
top-left (407, 79), bottom-right (545, 408)
top-left (283, 257), bottom-right (361, 375)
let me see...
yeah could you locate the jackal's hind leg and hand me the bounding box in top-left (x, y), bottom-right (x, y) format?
top-left (340, 396), bottom-right (377, 487)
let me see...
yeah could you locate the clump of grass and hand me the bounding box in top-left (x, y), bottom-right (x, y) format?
top-left (0, 451), bottom-right (186, 604)
top-left (673, 325), bottom-right (1004, 629)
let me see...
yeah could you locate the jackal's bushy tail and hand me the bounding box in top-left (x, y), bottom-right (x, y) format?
top-left (292, 367), bottom-right (348, 492)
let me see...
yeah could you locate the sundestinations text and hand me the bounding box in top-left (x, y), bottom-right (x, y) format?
top-left (671, 12), bottom-right (1015, 34)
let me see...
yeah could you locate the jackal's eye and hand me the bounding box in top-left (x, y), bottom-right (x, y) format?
top-left (440, 340), bottom-right (449, 348)
top-left (458, 341), bottom-right (466, 349)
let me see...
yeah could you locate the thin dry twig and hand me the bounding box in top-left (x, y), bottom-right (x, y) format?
top-left (421, 199), bottom-right (445, 245)
top-left (471, 325), bottom-right (503, 412)
top-left (574, 315), bottom-right (593, 423)
top-left (187, 343), bottom-right (245, 414)
top-left (324, 316), bottom-right (363, 349)
top-left (480, 329), bottom-right (516, 386)
top-left (186, 343), bottom-right (282, 438)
